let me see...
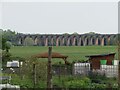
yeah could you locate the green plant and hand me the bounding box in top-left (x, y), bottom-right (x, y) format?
top-left (91, 83), bottom-right (107, 89)
top-left (52, 76), bottom-right (91, 88)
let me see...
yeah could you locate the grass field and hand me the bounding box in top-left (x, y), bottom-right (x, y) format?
top-left (9, 46), bottom-right (118, 64)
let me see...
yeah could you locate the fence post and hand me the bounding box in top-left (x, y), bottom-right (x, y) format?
top-left (72, 61), bottom-right (75, 76)
top-left (47, 47), bottom-right (52, 89)
top-left (59, 62), bottom-right (61, 81)
top-left (33, 63), bottom-right (36, 88)
top-left (118, 61), bottom-right (120, 88)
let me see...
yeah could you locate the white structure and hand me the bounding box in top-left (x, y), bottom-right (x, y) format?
top-left (113, 60), bottom-right (119, 65)
top-left (73, 60), bottom-right (119, 77)
top-left (100, 60), bottom-right (119, 77)
top-left (7, 61), bottom-right (20, 67)
top-left (74, 63), bottom-right (90, 75)
top-left (0, 84), bottom-right (20, 90)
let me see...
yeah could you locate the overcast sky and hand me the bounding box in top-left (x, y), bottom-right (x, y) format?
top-left (0, 0), bottom-right (119, 34)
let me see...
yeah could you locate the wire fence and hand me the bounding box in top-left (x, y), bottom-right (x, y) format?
top-left (52, 63), bottom-right (119, 78)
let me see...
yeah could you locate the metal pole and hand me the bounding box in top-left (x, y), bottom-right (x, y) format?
top-left (47, 47), bottom-right (52, 89)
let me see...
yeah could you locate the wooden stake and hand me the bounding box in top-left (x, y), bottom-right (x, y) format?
top-left (47, 47), bottom-right (52, 89)
top-left (33, 63), bottom-right (36, 88)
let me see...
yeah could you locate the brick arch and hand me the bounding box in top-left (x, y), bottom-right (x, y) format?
top-left (109, 35), bottom-right (117, 45)
top-left (88, 35), bottom-right (94, 45)
top-left (66, 36), bottom-right (71, 46)
top-left (23, 35), bottom-right (34, 46)
top-left (85, 37), bottom-right (89, 46)
top-left (47, 36), bottom-right (52, 46)
top-left (50, 36), bottom-right (54, 46)
top-left (74, 36), bottom-right (79, 46)
top-left (42, 36), bottom-right (48, 46)
top-left (91, 36), bottom-right (97, 45)
top-left (52, 36), bottom-right (57, 46)
top-left (33, 36), bottom-right (42, 46)
top-left (81, 35), bottom-right (88, 46)
top-left (56, 36), bottom-right (61, 46)
top-left (102, 35), bottom-right (110, 46)
top-left (63, 35), bottom-right (69, 46)
top-left (95, 36), bottom-right (101, 45)
top-left (77, 35), bottom-right (82, 46)
top-left (18, 36), bottom-right (23, 45)
top-left (60, 36), bottom-right (65, 46)
top-left (69, 36), bottom-right (73, 46)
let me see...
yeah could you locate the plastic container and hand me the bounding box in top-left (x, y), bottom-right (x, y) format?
top-left (112, 60), bottom-right (119, 65)
top-left (100, 60), bottom-right (107, 65)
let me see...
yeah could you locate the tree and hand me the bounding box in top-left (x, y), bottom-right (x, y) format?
top-left (5, 41), bottom-right (12, 52)
top-left (3, 29), bottom-right (16, 41)
top-left (24, 37), bottom-right (34, 46)
top-left (1, 29), bottom-right (17, 45)
top-left (21, 57), bottom-right (47, 88)
top-left (72, 32), bottom-right (79, 35)
top-left (85, 32), bottom-right (97, 34)
top-left (1, 29), bottom-right (16, 51)
top-left (0, 29), bottom-right (2, 49)
top-left (2, 37), bottom-right (12, 52)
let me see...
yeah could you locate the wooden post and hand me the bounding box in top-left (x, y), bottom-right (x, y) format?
top-left (118, 61), bottom-right (120, 87)
top-left (118, 42), bottom-right (120, 87)
top-left (59, 62), bottom-right (61, 81)
top-left (33, 63), bottom-right (36, 88)
top-left (118, 2), bottom-right (120, 87)
top-left (47, 47), bottom-right (52, 89)
top-left (117, 32), bottom-right (120, 87)
top-left (19, 60), bottom-right (21, 80)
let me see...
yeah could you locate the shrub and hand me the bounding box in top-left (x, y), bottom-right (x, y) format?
top-left (53, 76), bottom-right (91, 88)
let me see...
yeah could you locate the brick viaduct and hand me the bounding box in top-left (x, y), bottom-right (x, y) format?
top-left (16, 34), bottom-right (117, 46)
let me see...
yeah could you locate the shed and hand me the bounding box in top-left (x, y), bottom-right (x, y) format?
top-left (85, 52), bottom-right (116, 70)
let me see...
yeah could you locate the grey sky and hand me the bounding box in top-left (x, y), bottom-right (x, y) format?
top-left (1, 0), bottom-right (118, 34)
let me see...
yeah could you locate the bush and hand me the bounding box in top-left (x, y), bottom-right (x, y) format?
top-left (53, 76), bottom-right (91, 88)
top-left (2, 51), bottom-right (11, 66)
top-left (91, 83), bottom-right (107, 89)
top-left (10, 74), bottom-right (33, 88)
top-left (21, 57), bottom-right (47, 87)
top-left (65, 77), bottom-right (91, 88)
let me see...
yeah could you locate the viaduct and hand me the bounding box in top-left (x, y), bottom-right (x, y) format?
top-left (16, 34), bottom-right (117, 46)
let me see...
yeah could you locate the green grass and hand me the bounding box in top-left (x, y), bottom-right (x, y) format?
top-left (10, 46), bottom-right (118, 63)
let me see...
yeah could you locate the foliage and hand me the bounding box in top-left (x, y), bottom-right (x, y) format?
top-left (118, 36), bottom-right (120, 86)
top-left (35, 81), bottom-right (47, 88)
top-left (2, 37), bottom-right (7, 50)
top-left (2, 39), bottom-right (12, 52)
top-left (91, 83), bottom-right (107, 89)
top-left (72, 32), bottom-right (79, 35)
top-left (0, 29), bottom-right (16, 49)
top-left (2, 51), bottom-right (11, 66)
top-left (5, 41), bottom-right (12, 52)
top-left (65, 77), bottom-right (91, 88)
top-left (53, 76), bottom-right (91, 88)
top-left (1, 30), bottom-right (13, 52)
top-left (21, 57), bottom-right (47, 86)
top-left (2, 29), bottom-right (16, 43)
top-left (89, 72), bottom-right (107, 81)
top-left (9, 74), bottom-right (33, 88)
top-left (24, 37), bottom-right (34, 46)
